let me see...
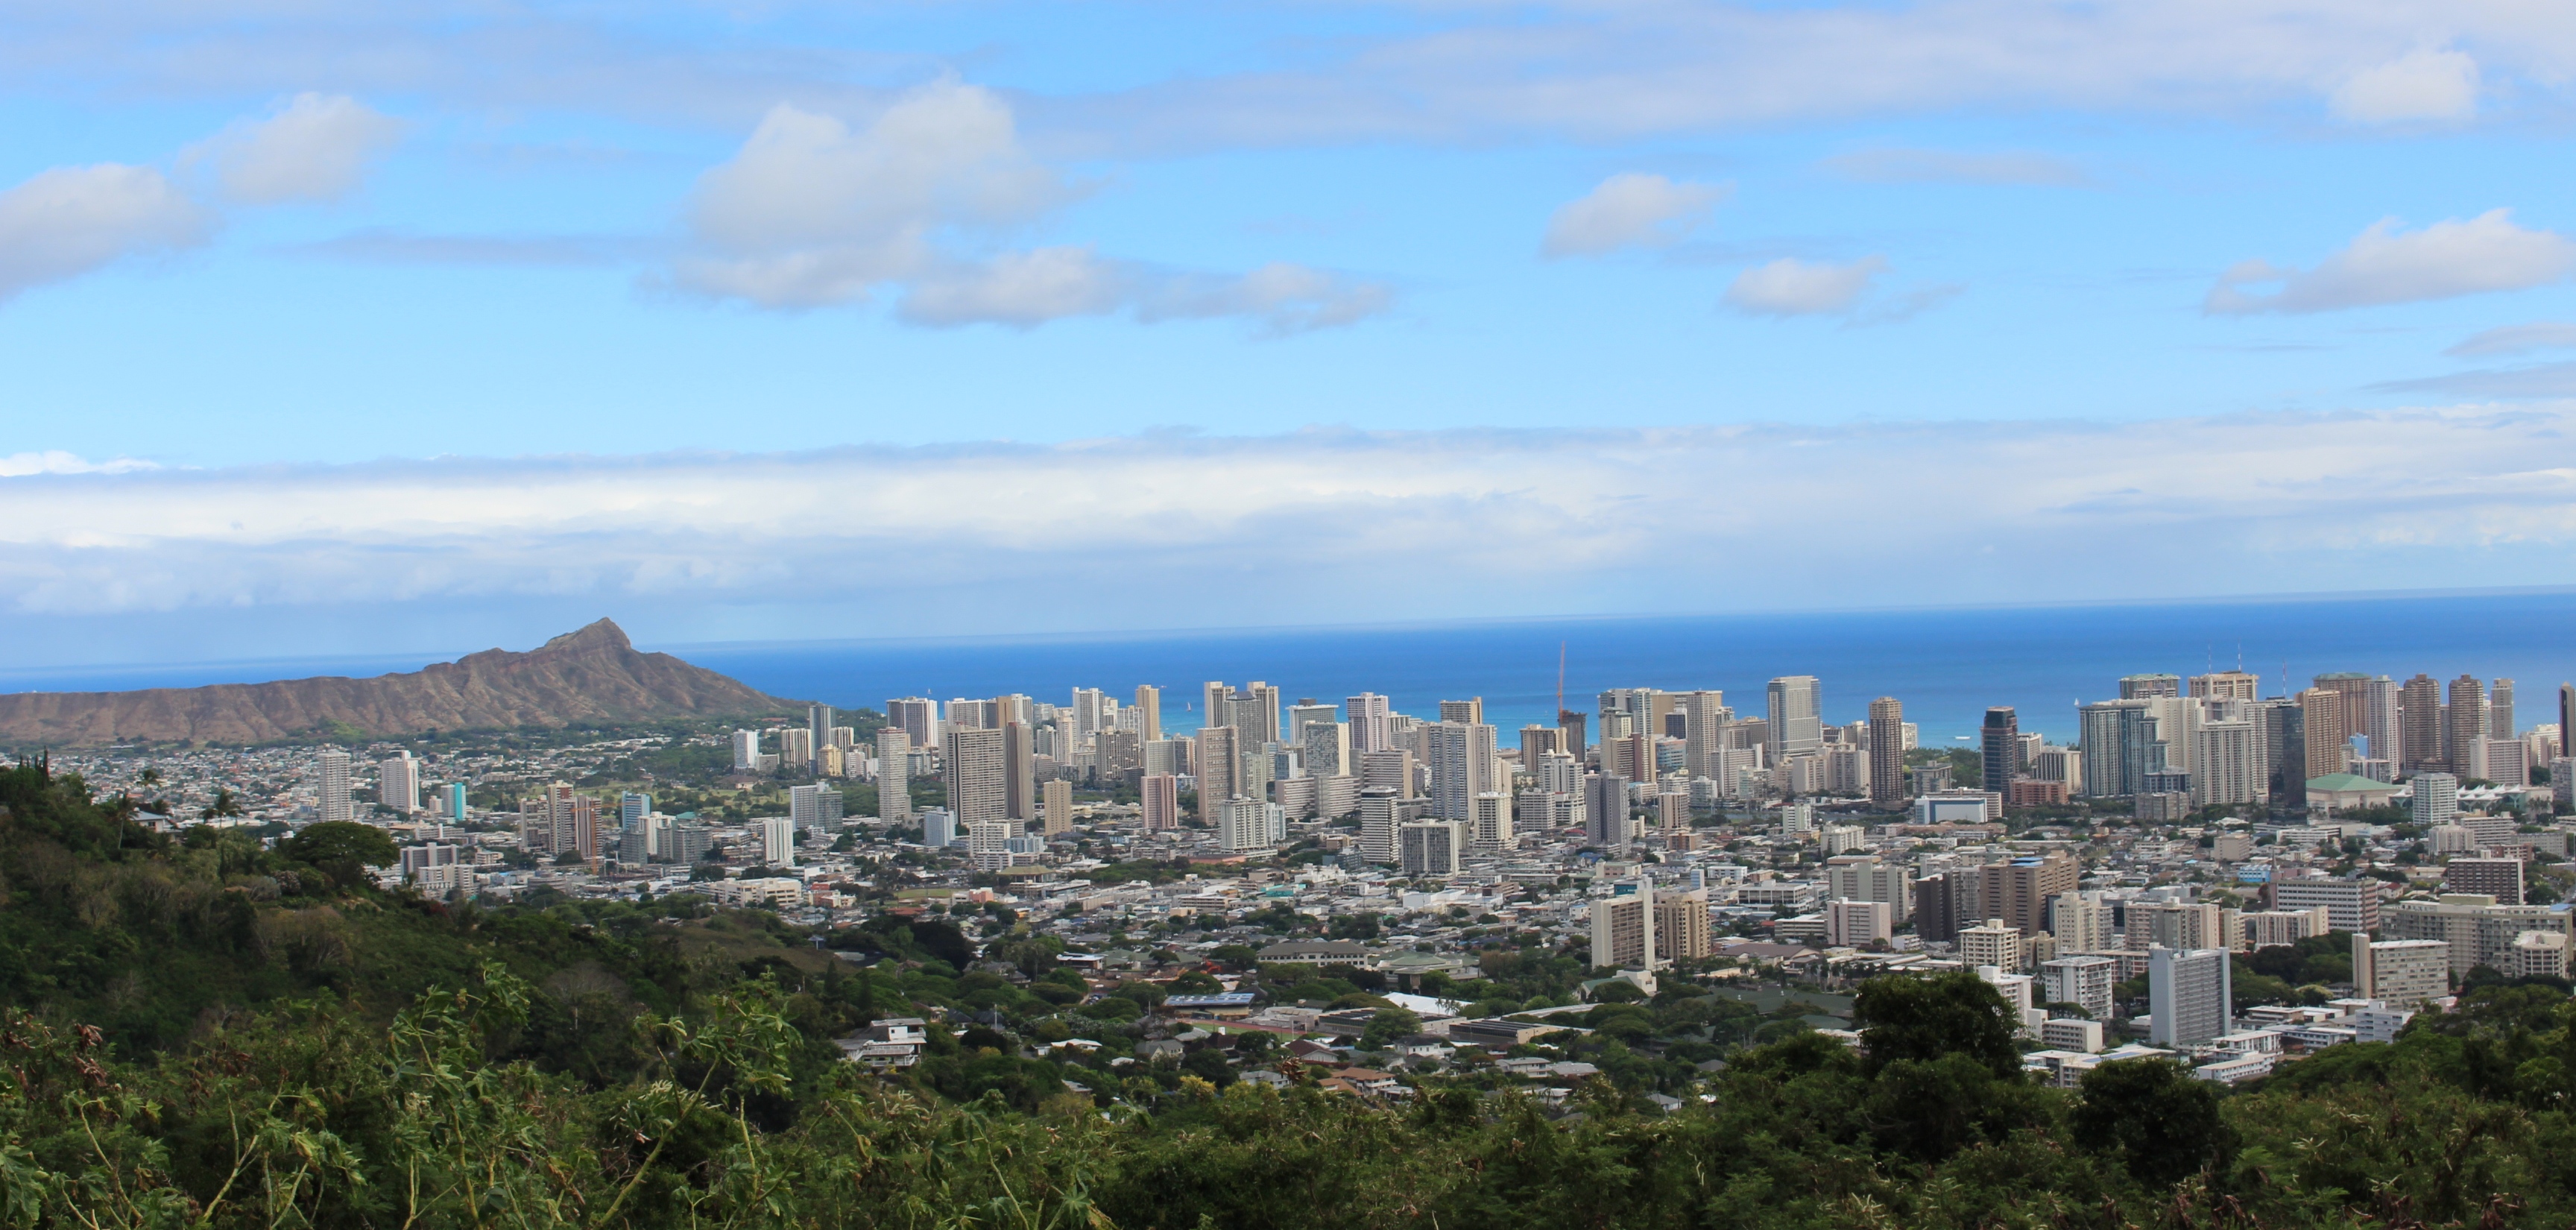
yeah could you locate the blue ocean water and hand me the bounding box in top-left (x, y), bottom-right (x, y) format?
top-left (6, 592), bottom-right (2571, 744)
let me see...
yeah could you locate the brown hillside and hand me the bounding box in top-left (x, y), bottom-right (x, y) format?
top-left (0, 619), bottom-right (790, 746)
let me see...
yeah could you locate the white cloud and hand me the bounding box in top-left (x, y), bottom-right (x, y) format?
top-left (4, 4), bottom-right (2576, 151)
top-left (2330, 48), bottom-right (2481, 124)
top-left (10, 409), bottom-right (2575, 637)
top-left (0, 451), bottom-right (157, 478)
top-left (1724, 256), bottom-right (1889, 316)
top-left (2446, 321), bottom-right (2576, 357)
top-left (2206, 210), bottom-right (2576, 315)
top-left (0, 163), bottom-right (210, 303)
top-left (670, 86), bottom-right (1068, 309)
top-left (1134, 262), bottom-right (1396, 336)
top-left (1542, 174), bottom-right (1728, 257)
top-left (1819, 147), bottom-right (2089, 187)
top-left (669, 83), bottom-right (1390, 332)
top-left (897, 247), bottom-right (1126, 327)
top-left (183, 92), bottom-right (405, 204)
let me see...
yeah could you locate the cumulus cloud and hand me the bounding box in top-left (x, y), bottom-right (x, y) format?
top-left (1723, 256), bottom-right (1888, 316)
top-left (183, 92), bottom-right (405, 204)
top-left (5, 410), bottom-right (2576, 637)
top-left (0, 163), bottom-right (211, 303)
top-left (1819, 147), bottom-right (2089, 187)
top-left (2330, 48), bottom-right (2481, 124)
top-left (2446, 321), bottom-right (2576, 357)
top-left (669, 83), bottom-right (1389, 332)
top-left (1542, 174), bottom-right (1729, 257)
top-left (2206, 210), bottom-right (2576, 315)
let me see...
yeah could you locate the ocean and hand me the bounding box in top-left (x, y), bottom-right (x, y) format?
top-left (7, 591), bottom-right (2572, 744)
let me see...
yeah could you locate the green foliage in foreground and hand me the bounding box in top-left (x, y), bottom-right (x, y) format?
top-left (9, 965), bottom-right (2576, 1229)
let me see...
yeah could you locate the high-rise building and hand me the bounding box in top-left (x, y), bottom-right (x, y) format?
top-left (1000, 719), bottom-right (1037, 821)
top-left (1591, 882), bottom-right (1657, 969)
top-left (875, 729), bottom-right (912, 821)
top-left (1360, 748), bottom-right (1415, 799)
top-left (2191, 719), bottom-right (2261, 807)
top-left (1469, 791), bottom-right (1514, 853)
top-left (2313, 672), bottom-right (2398, 763)
top-left (1427, 721), bottom-right (1497, 821)
top-left (1996, 854), bottom-right (2077, 936)
top-left (2119, 673), bottom-right (2181, 699)
top-left (317, 748), bottom-right (353, 823)
top-left (1357, 786), bottom-right (1400, 863)
top-left (2411, 772), bottom-right (2459, 826)
top-left (1655, 889), bottom-right (1711, 960)
top-left (2445, 675), bottom-right (2490, 780)
top-left (944, 727), bottom-right (1008, 828)
top-left (1141, 774), bottom-right (1179, 831)
top-left (1304, 719), bottom-right (1352, 779)
top-left (1197, 725), bottom-right (1243, 813)
top-left (1517, 725), bottom-right (1561, 778)
top-left (759, 816), bottom-right (798, 867)
top-left (2444, 858), bottom-right (2525, 903)
top-left (1679, 690), bottom-right (1729, 780)
top-left (1827, 857), bottom-right (1913, 922)
top-left (2297, 687), bottom-right (2349, 781)
top-left (2352, 936), bottom-right (2450, 1008)
top-left (1345, 693), bottom-right (1392, 754)
top-left (2399, 674), bottom-right (2444, 774)
top-left (2257, 698), bottom-right (2308, 807)
top-left (1959, 919), bottom-right (2022, 972)
top-left (1041, 779), bottom-right (1074, 836)
top-left (1767, 676), bottom-right (1822, 765)
top-left (378, 751), bottom-right (420, 815)
top-left (2042, 956), bottom-right (2119, 1021)
top-left (2048, 891), bottom-right (2113, 954)
top-left (1585, 773), bottom-right (1629, 847)
top-left (2271, 876), bottom-right (2382, 933)
top-left (1400, 819), bottom-right (1465, 875)
top-left (789, 783), bottom-right (843, 830)
top-left (2077, 699), bottom-right (2164, 797)
top-left (1130, 684), bottom-right (1162, 742)
top-left (2148, 947), bottom-right (2231, 1046)
top-left (806, 703), bottom-right (834, 769)
top-left (1980, 707), bottom-right (2020, 793)
top-left (1866, 698), bottom-right (1905, 810)
top-left (886, 698), bottom-right (938, 751)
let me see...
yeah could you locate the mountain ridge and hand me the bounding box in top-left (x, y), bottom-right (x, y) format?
top-left (0, 619), bottom-right (792, 747)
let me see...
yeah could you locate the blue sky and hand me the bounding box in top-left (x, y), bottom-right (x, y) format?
top-left (4, 1), bottom-right (2576, 666)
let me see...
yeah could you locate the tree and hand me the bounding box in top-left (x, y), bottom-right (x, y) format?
top-left (2071, 1059), bottom-right (2232, 1186)
top-left (1361, 1007), bottom-right (1424, 1050)
top-left (282, 821), bottom-right (397, 889)
top-left (1851, 970), bottom-right (2020, 1078)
